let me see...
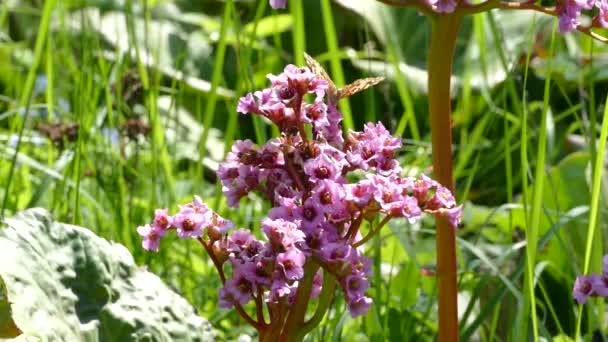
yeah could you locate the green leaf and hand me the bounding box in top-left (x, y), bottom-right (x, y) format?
top-left (389, 260), bottom-right (420, 310)
top-left (242, 14), bottom-right (293, 38)
top-left (0, 209), bottom-right (215, 341)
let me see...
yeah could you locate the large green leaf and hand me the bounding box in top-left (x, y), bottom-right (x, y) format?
top-left (0, 208), bottom-right (214, 341)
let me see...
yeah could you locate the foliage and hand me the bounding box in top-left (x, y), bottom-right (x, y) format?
top-left (0, 208), bottom-right (214, 341)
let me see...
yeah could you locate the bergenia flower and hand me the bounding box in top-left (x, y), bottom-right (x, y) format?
top-left (269, 0), bottom-right (287, 9)
top-left (137, 60), bottom-right (463, 324)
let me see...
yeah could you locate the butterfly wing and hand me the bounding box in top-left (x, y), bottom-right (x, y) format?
top-left (337, 76), bottom-right (385, 99)
top-left (304, 52), bottom-right (338, 102)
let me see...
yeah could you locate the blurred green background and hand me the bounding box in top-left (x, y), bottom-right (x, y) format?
top-left (2, 0), bottom-right (608, 340)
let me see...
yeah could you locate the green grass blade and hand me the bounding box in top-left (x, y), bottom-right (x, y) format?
top-left (522, 21), bottom-right (557, 341)
top-left (289, 0), bottom-right (306, 66)
top-left (1, 0), bottom-right (56, 216)
top-left (575, 73), bottom-right (608, 341)
top-left (320, 0), bottom-right (354, 131)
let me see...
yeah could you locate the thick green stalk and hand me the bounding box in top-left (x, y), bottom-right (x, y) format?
top-left (427, 14), bottom-right (462, 342)
top-left (280, 262), bottom-right (318, 341)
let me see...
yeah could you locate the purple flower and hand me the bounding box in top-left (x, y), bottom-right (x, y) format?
top-left (445, 205), bottom-right (463, 228)
top-left (269, 0), bottom-right (287, 9)
top-left (426, 185), bottom-right (457, 210)
top-left (276, 248), bottom-right (306, 280)
top-left (557, 0), bottom-right (594, 33)
top-left (347, 296), bottom-right (372, 317)
top-left (227, 229), bottom-right (257, 254)
top-left (591, 273), bottom-right (608, 297)
top-left (304, 153), bottom-right (342, 181)
top-left (153, 208), bottom-right (171, 230)
top-left (319, 243), bottom-right (352, 272)
top-left (372, 175), bottom-right (421, 220)
top-left (345, 180), bottom-right (375, 208)
top-left (573, 274), bottom-right (596, 304)
top-left (262, 218), bottom-right (305, 251)
top-left (259, 139), bottom-right (285, 167)
top-left (559, 13), bottom-right (578, 33)
top-left (346, 122), bottom-right (401, 174)
top-left (172, 207), bottom-right (210, 239)
top-left (310, 180), bottom-right (345, 212)
top-left (241, 260), bottom-right (273, 287)
top-left (596, 0), bottom-right (608, 27)
top-left (299, 200), bottom-right (326, 232)
top-left (343, 273), bottom-right (370, 300)
top-left (429, 0), bottom-right (457, 13)
top-left (136, 224), bottom-right (166, 252)
top-left (237, 93), bottom-right (259, 114)
top-left (220, 270), bottom-right (254, 307)
top-left (269, 277), bottom-right (298, 303)
top-left (227, 139), bottom-right (258, 165)
top-left (137, 59), bottom-right (466, 322)
top-left (303, 101), bottom-right (330, 129)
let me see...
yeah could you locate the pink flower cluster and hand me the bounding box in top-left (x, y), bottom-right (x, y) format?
top-left (558, 0), bottom-right (608, 32)
top-left (136, 197), bottom-right (233, 252)
top-left (572, 255), bottom-right (608, 304)
top-left (137, 63), bottom-right (462, 320)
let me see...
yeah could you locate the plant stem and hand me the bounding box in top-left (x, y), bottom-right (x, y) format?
top-left (280, 261), bottom-right (319, 341)
top-left (301, 270), bottom-right (337, 330)
top-left (427, 14), bottom-right (462, 342)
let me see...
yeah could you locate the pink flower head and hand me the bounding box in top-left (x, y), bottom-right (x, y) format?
top-left (259, 139), bottom-right (285, 167)
top-left (304, 153), bottom-right (342, 181)
top-left (557, 0), bottom-right (593, 33)
top-left (172, 207), bottom-right (209, 239)
top-left (596, 0), bottom-right (608, 27)
top-left (319, 242), bottom-right (352, 272)
top-left (227, 139), bottom-right (258, 165)
top-left (426, 184), bottom-right (457, 210)
top-left (412, 174), bottom-right (435, 203)
top-left (276, 248), bottom-right (306, 280)
top-left (310, 180), bottom-right (345, 212)
top-left (345, 179), bottom-right (375, 208)
top-left (262, 218), bottom-right (306, 251)
top-left (591, 273), bottom-right (608, 297)
top-left (299, 201), bottom-right (326, 232)
top-left (269, 0), bottom-right (287, 9)
top-left (237, 93), bottom-right (259, 114)
top-left (343, 273), bottom-right (370, 300)
top-left (268, 277), bottom-right (298, 303)
top-left (152, 208), bottom-right (171, 230)
top-left (227, 229), bottom-right (257, 254)
top-left (346, 122), bottom-right (401, 174)
top-left (137, 223), bottom-right (166, 252)
top-left (303, 101), bottom-right (330, 128)
top-left (220, 270), bottom-right (254, 307)
top-left (573, 274), bottom-right (596, 304)
top-left (347, 296), bottom-right (373, 317)
top-left (429, 0), bottom-right (457, 13)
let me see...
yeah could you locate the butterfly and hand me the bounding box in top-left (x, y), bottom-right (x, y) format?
top-left (304, 52), bottom-right (385, 105)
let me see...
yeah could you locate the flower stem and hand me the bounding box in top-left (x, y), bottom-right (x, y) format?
top-left (198, 238), bottom-right (261, 330)
top-left (280, 261), bottom-right (319, 341)
top-left (427, 14), bottom-right (462, 342)
top-left (352, 215), bottom-right (391, 248)
top-left (300, 269), bottom-right (337, 336)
